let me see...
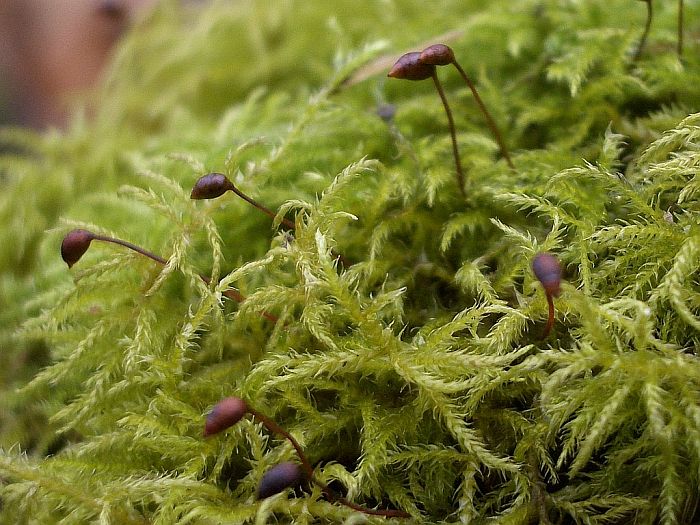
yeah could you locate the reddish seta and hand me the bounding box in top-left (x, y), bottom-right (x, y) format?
top-left (532, 252), bottom-right (562, 338)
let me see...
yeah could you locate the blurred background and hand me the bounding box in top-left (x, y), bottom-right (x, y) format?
top-left (0, 0), bottom-right (157, 129)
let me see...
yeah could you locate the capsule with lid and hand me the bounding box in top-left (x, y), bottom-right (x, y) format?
top-left (387, 51), bottom-right (435, 81)
top-left (532, 252), bottom-right (562, 297)
top-left (419, 44), bottom-right (455, 66)
top-left (257, 462), bottom-right (303, 499)
top-left (203, 397), bottom-right (248, 437)
top-left (61, 229), bottom-right (96, 268)
top-left (190, 173), bottom-right (235, 200)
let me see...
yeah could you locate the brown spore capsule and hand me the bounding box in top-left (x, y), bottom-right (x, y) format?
top-left (532, 252), bottom-right (562, 297)
top-left (190, 173), bottom-right (235, 200)
top-left (61, 229), bottom-right (95, 268)
top-left (419, 44), bottom-right (455, 66)
top-left (257, 461), bottom-right (303, 499)
top-left (387, 51), bottom-right (435, 81)
top-left (203, 397), bottom-right (248, 437)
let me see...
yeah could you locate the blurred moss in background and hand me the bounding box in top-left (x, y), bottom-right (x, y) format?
top-left (0, 0), bottom-right (156, 128)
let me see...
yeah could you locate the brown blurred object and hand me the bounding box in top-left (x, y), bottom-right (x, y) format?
top-left (0, 0), bottom-right (156, 128)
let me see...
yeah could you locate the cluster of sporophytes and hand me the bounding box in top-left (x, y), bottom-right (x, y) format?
top-left (1, 0), bottom-right (700, 523)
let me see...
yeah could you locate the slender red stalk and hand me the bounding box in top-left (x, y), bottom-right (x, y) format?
top-left (247, 407), bottom-right (316, 483)
top-left (543, 293), bottom-right (555, 339)
top-left (532, 252), bottom-right (562, 339)
top-left (388, 51), bottom-right (467, 197)
top-left (91, 234), bottom-right (250, 306)
top-left (247, 406), bottom-right (410, 518)
top-left (418, 44), bottom-right (513, 169)
top-left (225, 191), bottom-right (350, 267)
top-left (62, 230), bottom-right (277, 323)
top-left (450, 61), bottom-right (514, 169)
top-left (191, 173), bottom-right (349, 266)
top-left (632, 0), bottom-right (652, 62)
top-left (431, 71), bottom-right (466, 198)
top-left (91, 234), bottom-right (168, 265)
top-left (227, 186), bottom-right (296, 230)
top-left (191, 173), bottom-right (295, 230)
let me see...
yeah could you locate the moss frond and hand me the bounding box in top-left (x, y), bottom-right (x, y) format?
top-left (2, 0), bottom-right (700, 522)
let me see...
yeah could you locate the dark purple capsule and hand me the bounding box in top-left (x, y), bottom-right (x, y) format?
top-left (257, 461), bottom-right (303, 499)
top-left (387, 52), bottom-right (435, 81)
top-left (532, 252), bottom-right (562, 297)
top-left (203, 397), bottom-right (248, 437)
top-left (419, 44), bottom-right (455, 66)
top-left (61, 229), bottom-right (96, 268)
top-left (190, 173), bottom-right (235, 200)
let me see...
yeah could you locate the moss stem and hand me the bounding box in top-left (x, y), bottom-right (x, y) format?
top-left (632, 0), bottom-right (652, 62)
top-left (92, 234), bottom-right (168, 266)
top-left (248, 406), bottom-right (410, 518)
top-left (543, 293), bottom-right (555, 339)
top-left (431, 71), bottom-right (467, 197)
top-left (228, 186), bottom-right (296, 230)
top-left (90, 234), bottom-right (277, 322)
top-left (451, 61), bottom-right (514, 169)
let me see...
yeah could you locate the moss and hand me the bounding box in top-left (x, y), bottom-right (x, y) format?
top-left (1, 0), bottom-right (700, 523)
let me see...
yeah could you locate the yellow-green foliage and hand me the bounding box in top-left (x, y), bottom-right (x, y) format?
top-left (1, 0), bottom-right (700, 523)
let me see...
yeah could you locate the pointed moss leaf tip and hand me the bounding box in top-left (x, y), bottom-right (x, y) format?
top-left (190, 172), bottom-right (235, 200)
top-left (257, 461), bottom-right (303, 499)
top-left (203, 397), bottom-right (248, 437)
top-left (419, 43), bottom-right (455, 66)
top-left (388, 51), bottom-right (434, 80)
top-left (61, 229), bottom-right (96, 268)
top-left (532, 252), bottom-right (562, 297)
